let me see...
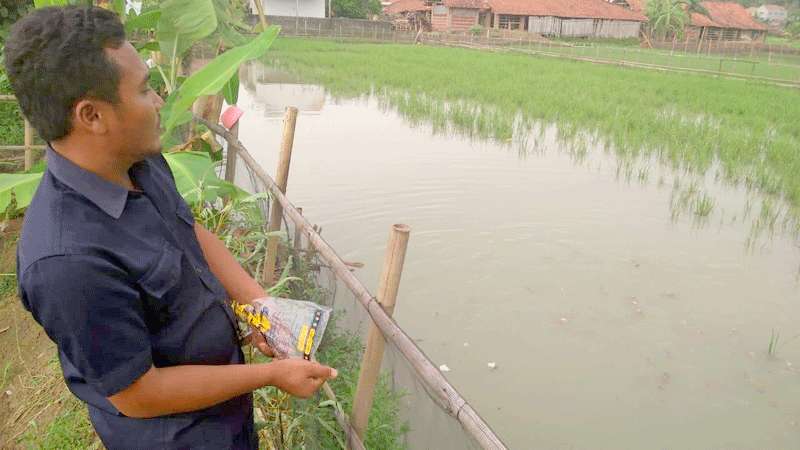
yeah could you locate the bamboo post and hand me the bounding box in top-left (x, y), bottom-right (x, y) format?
top-left (352, 224), bottom-right (411, 439)
top-left (23, 119), bottom-right (33, 171)
top-left (225, 121), bottom-right (238, 183)
top-left (262, 107), bottom-right (298, 286)
top-left (293, 207), bottom-right (304, 251)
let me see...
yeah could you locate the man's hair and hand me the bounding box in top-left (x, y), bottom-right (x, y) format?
top-left (3, 6), bottom-right (125, 142)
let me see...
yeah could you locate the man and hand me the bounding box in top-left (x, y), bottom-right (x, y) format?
top-left (5, 6), bottom-right (336, 449)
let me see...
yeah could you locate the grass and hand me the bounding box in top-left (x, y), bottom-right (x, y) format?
top-left (265, 37), bottom-right (800, 227)
top-left (20, 396), bottom-right (95, 450)
top-left (766, 35), bottom-right (800, 50)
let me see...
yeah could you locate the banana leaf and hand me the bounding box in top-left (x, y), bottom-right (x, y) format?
top-left (0, 172), bottom-right (43, 213)
top-left (160, 26), bottom-right (279, 137)
top-left (157, 0), bottom-right (217, 70)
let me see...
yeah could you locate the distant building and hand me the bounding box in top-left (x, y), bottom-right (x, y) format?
top-left (386, 0), bottom-right (431, 30)
top-left (686, 2), bottom-right (767, 42)
top-left (249, 0), bottom-right (326, 19)
top-left (492, 0), bottom-right (646, 38)
top-left (624, 0), bottom-right (767, 42)
top-left (393, 0), bottom-right (646, 38)
top-left (755, 4), bottom-right (788, 26)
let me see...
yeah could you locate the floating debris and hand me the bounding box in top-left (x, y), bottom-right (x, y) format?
top-left (487, 362), bottom-right (497, 370)
top-left (439, 364), bottom-right (451, 372)
top-left (559, 317), bottom-right (568, 324)
top-left (463, 342), bottom-right (470, 347)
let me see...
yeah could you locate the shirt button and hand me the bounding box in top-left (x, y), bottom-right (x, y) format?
top-left (195, 266), bottom-right (202, 273)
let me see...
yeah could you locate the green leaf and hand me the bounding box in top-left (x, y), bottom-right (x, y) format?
top-left (163, 151), bottom-right (248, 205)
top-left (222, 73), bottom-right (239, 105)
top-left (126, 9), bottom-right (161, 33)
top-left (157, 0), bottom-right (218, 66)
top-left (112, 0), bottom-right (126, 18)
top-left (136, 41), bottom-right (161, 52)
top-left (33, 0), bottom-right (68, 8)
top-left (0, 173), bottom-right (43, 213)
top-left (160, 27), bottom-right (280, 136)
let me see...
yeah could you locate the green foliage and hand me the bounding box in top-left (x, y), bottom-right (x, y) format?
top-left (332, 0), bottom-right (379, 19)
top-left (0, 172), bottom-right (42, 213)
top-left (0, 0), bottom-right (32, 34)
top-left (125, 8), bottom-right (161, 33)
top-left (157, 0), bottom-right (218, 88)
top-left (646, 0), bottom-right (688, 39)
top-left (20, 396), bottom-right (94, 449)
top-left (161, 151), bottom-right (246, 204)
top-left (222, 73), bottom-right (240, 105)
top-left (33, 0), bottom-right (68, 8)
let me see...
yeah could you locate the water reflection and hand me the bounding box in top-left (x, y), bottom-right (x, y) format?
top-left (240, 63), bottom-right (325, 117)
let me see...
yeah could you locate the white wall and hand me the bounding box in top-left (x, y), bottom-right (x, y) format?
top-left (250, 0), bottom-right (326, 19)
top-left (756, 5), bottom-right (787, 23)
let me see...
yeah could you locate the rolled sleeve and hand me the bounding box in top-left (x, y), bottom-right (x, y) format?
top-left (21, 254), bottom-right (153, 397)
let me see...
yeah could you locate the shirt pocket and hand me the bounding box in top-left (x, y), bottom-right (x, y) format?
top-left (137, 240), bottom-right (183, 324)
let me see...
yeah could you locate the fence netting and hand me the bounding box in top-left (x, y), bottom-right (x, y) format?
top-left (229, 140), bottom-right (489, 449)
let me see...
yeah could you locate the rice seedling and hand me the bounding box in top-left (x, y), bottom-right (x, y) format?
top-left (264, 38), bottom-right (800, 230)
top-left (768, 328), bottom-right (781, 357)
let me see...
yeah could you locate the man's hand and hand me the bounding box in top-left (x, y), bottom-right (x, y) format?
top-left (268, 359), bottom-right (338, 399)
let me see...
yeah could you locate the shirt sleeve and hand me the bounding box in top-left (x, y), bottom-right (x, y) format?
top-left (20, 254), bottom-right (153, 397)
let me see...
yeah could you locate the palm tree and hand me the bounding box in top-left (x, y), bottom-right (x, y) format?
top-left (646, 0), bottom-right (688, 40)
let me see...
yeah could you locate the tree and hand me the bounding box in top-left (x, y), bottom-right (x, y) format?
top-left (646, 0), bottom-right (689, 40)
top-left (332, 0), bottom-right (380, 18)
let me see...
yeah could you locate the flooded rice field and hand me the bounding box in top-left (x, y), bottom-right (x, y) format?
top-left (234, 62), bottom-right (800, 449)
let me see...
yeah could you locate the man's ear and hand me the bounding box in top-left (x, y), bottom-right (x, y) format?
top-left (73, 99), bottom-right (110, 135)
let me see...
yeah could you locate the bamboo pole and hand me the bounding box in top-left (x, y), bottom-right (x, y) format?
top-left (262, 107), bottom-right (298, 286)
top-left (352, 224), bottom-right (411, 439)
top-left (293, 207), bottom-right (304, 251)
top-left (225, 122), bottom-right (239, 183)
top-left (198, 117), bottom-right (507, 450)
top-left (321, 382), bottom-right (367, 450)
top-left (253, 0), bottom-right (268, 29)
top-left (23, 119), bottom-right (33, 171)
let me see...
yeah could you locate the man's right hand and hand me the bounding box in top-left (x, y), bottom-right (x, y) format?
top-left (268, 359), bottom-right (338, 398)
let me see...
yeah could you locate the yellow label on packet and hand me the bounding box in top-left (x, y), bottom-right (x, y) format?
top-left (297, 325), bottom-right (309, 352)
top-left (304, 328), bottom-right (316, 355)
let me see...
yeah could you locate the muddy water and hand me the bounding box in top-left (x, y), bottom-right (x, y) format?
top-left (234, 63), bottom-right (800, 449)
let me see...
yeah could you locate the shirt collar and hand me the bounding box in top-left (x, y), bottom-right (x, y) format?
top-left (46, 147), bottom-right (130, 219)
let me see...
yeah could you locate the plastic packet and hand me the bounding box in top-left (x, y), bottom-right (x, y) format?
top-left (231, 296), bottom-right (331, 360)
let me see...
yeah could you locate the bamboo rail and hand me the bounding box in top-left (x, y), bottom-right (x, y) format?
top-left (0, 95), bottom-right (45, 171)
top-left (198, 116), bottom-right (507, 449)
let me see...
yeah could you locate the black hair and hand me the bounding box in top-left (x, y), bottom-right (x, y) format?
top-left (3, 6), bottom-right (126, 142)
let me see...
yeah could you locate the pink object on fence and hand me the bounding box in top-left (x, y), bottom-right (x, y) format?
top-left (221, 105), bottom-right (244, 130)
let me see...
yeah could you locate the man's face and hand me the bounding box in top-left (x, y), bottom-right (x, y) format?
top-left (103, 42), bottom-right (164, 160)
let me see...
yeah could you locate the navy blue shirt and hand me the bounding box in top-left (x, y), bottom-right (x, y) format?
top-left (17, 148), bottom-right (256, 449)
